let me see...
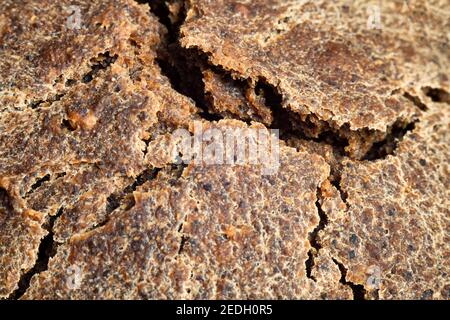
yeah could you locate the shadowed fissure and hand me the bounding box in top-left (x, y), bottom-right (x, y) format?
top-left (143, 0), bottom-right (376, 299)
top-left (28, 51), bottom-right (118, 112)
top-left (5, 0), bottom-right (441, 300)
top-left (332, 258), bottom-right (367, 300)
top-left (305, 188), bottom-right (329, 282)
top-left (147, 0), bottom-right (423, 163)
top-left (8, 208), bottom-right (63, 300)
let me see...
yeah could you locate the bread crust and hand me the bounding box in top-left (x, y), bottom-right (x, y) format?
top-left (0, 0), bottom-right (448, 300)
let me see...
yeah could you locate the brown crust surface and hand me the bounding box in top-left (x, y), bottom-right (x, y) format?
top-left (0, 0), bottom-right (197, 297)
top-left (320, 102), bottom-right (449, 299)
top-left (181, 0), bottom-right (448, 132)
top-left (0, 0), bottom-right (448, 300)
top-left (23, 120), bottom-right (351, 299)
top-left (203, 69), bottom-right (272, 125)
top-left (0, 0), bottom-right (162, 111)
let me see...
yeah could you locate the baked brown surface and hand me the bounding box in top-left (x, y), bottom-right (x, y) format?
top-left (23, 120), bottom-right (353, 299)
top-left (181, 0), bottom-right (449, 157)
top-left (203, 69), bottom-right (273, 125)
top-left (0, 0), bottom-right (448, 300)
top-left (320, 102), bottom-right (449, 299)
top-left (0, 0), bottom-right (197, 298)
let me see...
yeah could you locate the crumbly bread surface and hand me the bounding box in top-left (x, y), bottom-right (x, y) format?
top-left (182, 0), bottom-right (448, 131)
top-left (0, 0), bottom-right (448, 300)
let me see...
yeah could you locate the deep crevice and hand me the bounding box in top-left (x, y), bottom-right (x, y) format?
top-left (330, 176), bottom-right (349, 207)
top-left (178, 235), bottom-right (190, 255)
top-left (363, 119), bottom-right (417, 160)
top-left (256, 77), bottom-right (349, 158)
top-left (191, 62), bottom-right (419, 163)
top-left (162, 49), bottom-right (418, 163)
top-left (81, 51), bottom-right (118, 84)
top-left (8, 208), bottom-right (64, 300)
top-left (105, 168), bottom-right (160, 215)
top-left (145, 0), bottom-right (225, 122)
top-left (27, 174), bottom-right (50, 196)
top-left (305, 188), bottom-right (329, 281)
top-left (146, 0), bottom-right (185, 43)
top-left (423, 87), bottom-right (450, 104)
top-left (0, 187), bottom-right (11, 203)
top-left (332, 258), bottom-right (366, 300)
top-left (156, 53), bottom-right (210, 113)
top-left (140, 0), bottom-right (404, 165)
top-left (62, 118), bottom-right (76, 131)
top-left (403, 92), bottom-right (428, 111)
top-left (304, 250), bottom-right (317, 281)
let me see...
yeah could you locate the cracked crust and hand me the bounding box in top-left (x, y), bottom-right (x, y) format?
top-left (0, 0), bottom-right (164, 112)
top-left (0, 0), bottom-right (449, 300)
top-left (181, 0), bottom-right (449, 131)
top-left (320, 102), bottom-right (450, 299)
top-left (0, 0), bottom-right (197, 298)
top-left (23, 121), bottom-right (351, 299)
top-left (203, 69), bottom-right (272, 125)
top-left (181, 0), bottom-right (449, 156)
top-left (0, 188), bottom-right (46, 298)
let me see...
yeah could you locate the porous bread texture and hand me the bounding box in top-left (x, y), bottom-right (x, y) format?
top-left (0, 0), bottom-right (197, 298)
top-left (0, 0), bottom-right (161, 111)
top-left (320, 101), bottom-right (450, 300)
top-left (181, 0), bottom-right (449, 157)
top-left (23, 120), bottom-right (352, 299)
top-left (202, 69), bottom-right (272, 125)
top-left (0, 0), bottom-right (449, 300)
